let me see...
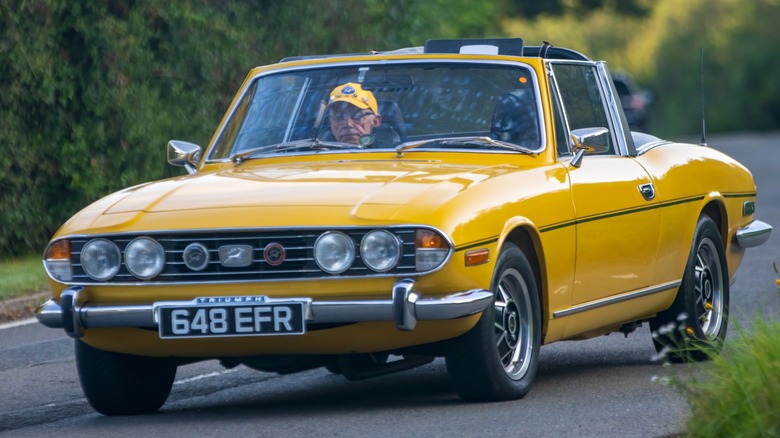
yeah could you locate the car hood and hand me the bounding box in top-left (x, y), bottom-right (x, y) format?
top-left (89, 159), bottom-right (518, 227)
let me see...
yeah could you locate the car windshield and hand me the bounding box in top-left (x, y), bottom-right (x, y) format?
top-left (208, 62), bottom-right (542, 160)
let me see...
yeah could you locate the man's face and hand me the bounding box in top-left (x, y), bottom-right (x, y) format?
top-left (329, 103), bottom-right (381, 144)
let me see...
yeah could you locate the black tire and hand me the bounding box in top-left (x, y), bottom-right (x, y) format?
top-left (650, 215), bottom-right (729, 362)
top-left (445, 243), bottom-right (541, 401)
top-left (75, 340), bottom-right (177, 415)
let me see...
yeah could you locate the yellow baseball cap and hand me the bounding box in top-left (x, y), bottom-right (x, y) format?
top-left (328, 82), bottom-right (378, 114)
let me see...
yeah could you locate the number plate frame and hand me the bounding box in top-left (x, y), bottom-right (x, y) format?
top-left (155, 296), bottom-right (307, 339)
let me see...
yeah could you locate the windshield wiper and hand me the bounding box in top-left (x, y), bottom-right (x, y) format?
top-left (230, 138), bottom-right (358, 165)
top-left (395, 136), bottom-right (537, 157)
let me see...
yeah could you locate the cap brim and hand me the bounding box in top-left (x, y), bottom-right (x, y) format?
top-left (327, 97), bottom-right (371, 111)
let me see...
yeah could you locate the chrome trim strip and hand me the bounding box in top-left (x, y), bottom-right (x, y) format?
top-left (36, 281), bottom-right (493, 332)
top-left (596, 62), bottom-right (631, 157)
top-left (635, 141), bottom-right (673, 155)
top-left (735, 220), bottom-right (772, 248)
top-left (49, 224), bottom-right (434, 241)
top-left (552, 280), bottom-right (681, 318)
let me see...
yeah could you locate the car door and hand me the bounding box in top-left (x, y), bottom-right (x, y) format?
top-left (551, 62), bottom-right (661, 307)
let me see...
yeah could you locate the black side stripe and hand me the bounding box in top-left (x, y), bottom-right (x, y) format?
top-left (723, 192), bottom-right (757, 199)
top-left (540, 195), bottom-right (705, 233)
top-left (454, 237), bottom-right (499, 252)
top-left (454, 193), bottom-right (746, 248)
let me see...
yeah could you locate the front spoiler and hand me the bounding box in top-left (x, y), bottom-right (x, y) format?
top-left (35, 279), bottom-right (493, 338)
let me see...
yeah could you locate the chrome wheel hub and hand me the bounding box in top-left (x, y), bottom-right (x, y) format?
top-left (494, 268), bottom-right (533, 380)
top-left (694, 237), bottom-right (723, 339)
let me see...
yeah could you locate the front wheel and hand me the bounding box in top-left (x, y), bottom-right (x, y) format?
top-left (75, 340), bottom-right (177, 415)
top-left (650, 215), bottom-right (729, 362)
top-left (445, 243), bottom-right (541, 401)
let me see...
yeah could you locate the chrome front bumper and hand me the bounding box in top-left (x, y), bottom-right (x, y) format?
top-left (736, 220), bottom-right (773, 248)
top-left (35, 279), bottom-right (493, 338)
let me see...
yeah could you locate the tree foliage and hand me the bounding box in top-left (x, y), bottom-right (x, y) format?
top-left (0, 0), bottom-right (502, 255)
top-left (507, 0), bottom-right (651, 19)
top-left (0, 1), bottom-right (259, 253)
top-left (0, 0), bottom-right (777, 255)
top-left (503, 0), bottom-right (780, 136)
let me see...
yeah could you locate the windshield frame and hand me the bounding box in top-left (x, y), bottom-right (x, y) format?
top-left (205, 58), bottom-right (546, 163)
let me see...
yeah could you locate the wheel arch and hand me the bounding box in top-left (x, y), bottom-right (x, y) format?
top-left (701, 197), bottom-right (728, 245)
top-left (502, 225), bottom-right (547, 337)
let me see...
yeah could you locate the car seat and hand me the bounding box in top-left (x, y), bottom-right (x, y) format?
top-left (490, 89), bottom-right (540, 148)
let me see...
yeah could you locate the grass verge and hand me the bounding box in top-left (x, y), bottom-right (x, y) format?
top-left (667, 317), bottom-right (780, 436)
top-left (0, 255), bottom-right (49, 301)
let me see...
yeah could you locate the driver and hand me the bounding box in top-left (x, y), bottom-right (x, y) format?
top-left (327, 82), bottom-right (382, 145)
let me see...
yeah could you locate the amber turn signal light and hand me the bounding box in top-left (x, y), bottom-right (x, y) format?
top-left (415, 229), bottom-right (447, 249)
top-left (46, 240), bottom-right (71, 260)
top-left (465, 249), bottom-right (490, 266)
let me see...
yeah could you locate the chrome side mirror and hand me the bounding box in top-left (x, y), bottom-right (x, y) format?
top-left (167, 140), bottom-right (202, 174)
top-left (570, 127), bottom-right (610, 168)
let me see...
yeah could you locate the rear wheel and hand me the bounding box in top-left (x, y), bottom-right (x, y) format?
top-left (75, 340), bottom-right (177, 415)
top-left (445, 243), bottom-right (541, 401)
top-left (650, 215), bottom-right (729, 362)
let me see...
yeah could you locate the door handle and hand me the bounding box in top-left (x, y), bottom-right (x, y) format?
top-left (638, 183), bottom-right (655, 201)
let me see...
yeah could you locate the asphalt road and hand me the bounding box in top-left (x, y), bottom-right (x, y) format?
top-left (1, 132), bottom-right (777, 437)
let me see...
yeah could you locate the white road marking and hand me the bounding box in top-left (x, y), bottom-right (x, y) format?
top-left (1, 317), bottom-right (242, 387)
top-left (174, 367), bottom-right (241, 385)
top-left (0, 317), bottom-right (37, 330)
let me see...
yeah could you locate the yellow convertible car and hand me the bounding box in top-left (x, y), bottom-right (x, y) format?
top-left (38, 38), bottom-right (772, 415)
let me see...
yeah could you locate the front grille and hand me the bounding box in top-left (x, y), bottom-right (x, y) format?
top-left (68, 228), bottom-right (421, 284)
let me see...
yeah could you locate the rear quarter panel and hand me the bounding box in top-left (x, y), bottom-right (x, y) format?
top-left (635, 142), bottom-right (756, 285)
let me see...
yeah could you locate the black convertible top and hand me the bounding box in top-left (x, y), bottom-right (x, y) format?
top-left (280, 38), bottom-right (590, 63)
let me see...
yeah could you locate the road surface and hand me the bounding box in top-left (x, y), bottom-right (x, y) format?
top-left (1, 132), bottom-right (777, 437)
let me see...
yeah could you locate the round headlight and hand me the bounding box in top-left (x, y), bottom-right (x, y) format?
top-left (360, 230), bottom-right (401, 272)
top-left (125, 237), bottom-right (165, 279)
top-left (80, 239), bottom-right (121, 281)
top-left (313, 231), bottom-right (355, 274)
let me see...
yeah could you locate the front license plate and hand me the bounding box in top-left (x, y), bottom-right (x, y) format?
top-left (157, 301), bottom-right (305, 339)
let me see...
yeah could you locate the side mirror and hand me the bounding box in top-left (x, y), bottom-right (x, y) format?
top-left (167, 140), bottom-right (202, 174)
top-left (570, 127), bottom-right (610, 168)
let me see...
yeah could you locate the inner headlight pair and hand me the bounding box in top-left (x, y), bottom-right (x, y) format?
top-left (80, 237), bottom-right (164, 281)
top-left (313, 230), bottom-right (401, 274)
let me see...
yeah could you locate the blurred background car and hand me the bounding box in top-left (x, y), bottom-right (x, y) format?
top-left (612, 71), bottom-right (652, 131)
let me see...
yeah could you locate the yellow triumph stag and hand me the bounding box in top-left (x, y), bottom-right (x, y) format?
top-left (38, 38), bottom-right (772, 415)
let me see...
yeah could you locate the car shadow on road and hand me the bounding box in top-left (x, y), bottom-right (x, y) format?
top-left (139, 333), bottom-right (669, 417)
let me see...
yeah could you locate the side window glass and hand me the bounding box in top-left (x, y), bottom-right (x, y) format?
top-left (550, 83), bottom-right (570, 156)
top-left (552, 64), bottom-right (614, 154)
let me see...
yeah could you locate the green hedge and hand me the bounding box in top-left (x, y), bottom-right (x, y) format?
top-left (503, 0), bottom-right (780, 136)
top-left (675, 317), bottom-right (780, 436)
top-left (0, 0), bottom-right (500, 256)
top-left (2, 0), bottom-right (778, 255)
top-left (0, 2), bottom-right (257, 253)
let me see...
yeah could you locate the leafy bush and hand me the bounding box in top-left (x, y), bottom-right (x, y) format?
top-left (0, 0), bottom-right (501, 256)
top-left (503, 0), bottom-right (780, 137)
top-left (0, 1), bottom-right (260, 253)
top-left (674, 317), bottom-right (780, 436)
top-left (2, 0), bottom-right (778, 255)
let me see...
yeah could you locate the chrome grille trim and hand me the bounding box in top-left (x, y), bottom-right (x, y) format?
top-left (59, 226), bottom-right (449, 285)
